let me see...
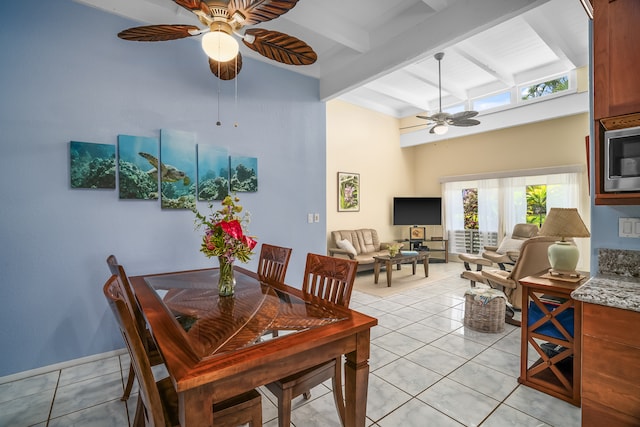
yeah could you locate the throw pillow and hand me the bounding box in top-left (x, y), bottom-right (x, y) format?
top-left (496, 237), bottom-right (523, 254)
top-left (336, 239), bottom-right (357, 256)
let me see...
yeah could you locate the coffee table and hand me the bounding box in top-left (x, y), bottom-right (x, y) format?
top-left (373, 252), bottom-right (429, 287)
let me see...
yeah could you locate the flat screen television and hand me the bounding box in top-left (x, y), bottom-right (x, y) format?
top-left (393, 197), bottom-right (442, 225)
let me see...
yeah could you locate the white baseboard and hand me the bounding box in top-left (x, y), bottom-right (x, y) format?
top-left (0, 348), bottom-right (127, 385)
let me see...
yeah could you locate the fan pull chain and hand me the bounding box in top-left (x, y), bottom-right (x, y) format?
top-left (216, 76), bottom-right (222, 126)
top-left (234, 55), bottom-right (239, 127)
top-left (216, 37), bottom-right (222, 126)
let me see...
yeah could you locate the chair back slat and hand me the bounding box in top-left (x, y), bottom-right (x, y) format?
top-left (257, 244), bottom-right (292, 283)
top-left (103, 275), bottom-right (169, 427)
top-left (302, 253), bottom-right (358, 307)
top-left (106, 255), bottom-right (150, 349)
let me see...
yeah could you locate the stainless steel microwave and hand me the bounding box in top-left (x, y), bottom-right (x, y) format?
top-left (605, 125), bottom-right (640, 192)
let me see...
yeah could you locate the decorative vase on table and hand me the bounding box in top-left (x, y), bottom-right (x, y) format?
top-left (218, 256), bottom-right (236, 296)
top-left (193, 195), bottom-right (258, 298)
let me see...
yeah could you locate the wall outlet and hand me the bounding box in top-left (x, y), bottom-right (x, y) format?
top-left (307, 213), bottom-right (314, 224)
top-left (314, 213), bottom-right (320, 223)
top-left (619, 218), bottom-right (640, 238)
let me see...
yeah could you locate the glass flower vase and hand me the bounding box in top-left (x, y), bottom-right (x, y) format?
top-left (217, 257), bottom-right (236, 297)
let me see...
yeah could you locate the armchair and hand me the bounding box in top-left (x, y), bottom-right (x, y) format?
top-left (479, 236), bottom-right (557, 325)
top-left (459, 223), bottom-right (539, 274)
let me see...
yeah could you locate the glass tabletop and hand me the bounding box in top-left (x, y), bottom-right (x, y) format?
top-left (144, 269), bottom-right (348, 359)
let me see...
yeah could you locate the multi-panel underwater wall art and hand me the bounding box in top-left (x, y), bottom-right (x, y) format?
top-left (69, 141), bottom-right (116, 189)
top-left (117, 135), bottom-right (159, 200)
top-left (230, 156), bottom-right (258, 193)
top-left (197, 145), bottom-right (230, 201)
top-left (69, 129), bottom-right (258, 208)
top-left (159, 129), bottom-right (196, 210)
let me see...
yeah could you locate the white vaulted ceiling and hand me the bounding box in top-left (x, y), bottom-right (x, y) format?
top-left (74, 0), bottom-right (590, 133)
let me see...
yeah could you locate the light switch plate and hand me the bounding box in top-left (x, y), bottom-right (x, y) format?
top-left (619, 218), bottom-right (640, 238)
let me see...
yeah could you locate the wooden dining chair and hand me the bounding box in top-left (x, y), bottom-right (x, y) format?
top-left (265, 253), bottom-right (358, 427)
top-left (103, 275), bottom-right (262, 427)
top-left (106, 254), bottom-right (164, 401)
top-left (257, 243), bottom-right (292, 284)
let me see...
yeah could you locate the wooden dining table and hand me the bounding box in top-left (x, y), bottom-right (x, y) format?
top-left (129, 266), bottom-right (377, 427)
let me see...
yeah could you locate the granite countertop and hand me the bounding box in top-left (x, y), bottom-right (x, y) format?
top-left (571, 274), bottom-right (640, 312)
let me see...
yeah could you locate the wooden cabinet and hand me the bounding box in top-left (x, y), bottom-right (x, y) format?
top-left (581, 303), bottom-right (640, 426)
top-left (593, 0), bottom-right (640, 120)
top-left (593, 0), bottom-right (640, 205)
top-left (519, 275), bottom-right (584, 406)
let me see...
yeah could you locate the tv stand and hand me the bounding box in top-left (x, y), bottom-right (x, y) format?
top-left (401, 238), bottom-right (449, 263)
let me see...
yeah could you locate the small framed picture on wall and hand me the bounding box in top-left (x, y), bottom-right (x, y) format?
top-left (337, 172), bottom-right (360, 212)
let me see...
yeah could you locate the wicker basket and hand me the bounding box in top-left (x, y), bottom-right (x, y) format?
top-left (464, 290), bottom-right (506, 333)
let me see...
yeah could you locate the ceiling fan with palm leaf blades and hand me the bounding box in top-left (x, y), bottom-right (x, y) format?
top-left (117, 0), bottom-right (317, 80)
top-left (417, 52), bottom-right (480, 135)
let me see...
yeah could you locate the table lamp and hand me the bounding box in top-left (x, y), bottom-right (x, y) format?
top-left (539, 208), bottom-right (590, 277)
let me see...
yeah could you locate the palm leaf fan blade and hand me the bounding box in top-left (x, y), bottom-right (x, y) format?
top-left (209, 53), bottom-right (243, 80)
top-left (451, 110), bottom-right (479, 120)
top-left (243, 29), bottom-right (317, 65)
top-left (451, 119), bottom-right (481, 127)
top-left (173, 0), bottom-right (210, 13)
top-left (117, 25), bottom-right (200, 42)
top-left (229, 0), bottom-right (299, 25)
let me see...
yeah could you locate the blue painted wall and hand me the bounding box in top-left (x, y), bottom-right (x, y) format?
top-left (590, 205), bottom-right (640, 271)
top-left (0, 0), bottom-right (326, 376)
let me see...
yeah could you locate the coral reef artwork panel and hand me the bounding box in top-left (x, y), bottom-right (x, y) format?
top-left (69, 141), bottom-right (116, 189)
top-left (159, 129), bottom-right (196, 210)
top-left (230, 155), bottom-right (258, 192)
top-left (117, 135), bottom-right (159, 200)
top-left (197, 145), bottom-right (230, 201)
top-left (338, 172), bottom-right (360, 212)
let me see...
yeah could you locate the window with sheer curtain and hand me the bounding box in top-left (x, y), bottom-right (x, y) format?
top-left (441, 166), bottom-right (589, 267)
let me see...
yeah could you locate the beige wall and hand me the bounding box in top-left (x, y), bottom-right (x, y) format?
top-left (413, 113), bottom-right (590, 194)
top-left (326, 100), bottom-right (415, 247)
top-left (326, 102), bottom-right (590, 263)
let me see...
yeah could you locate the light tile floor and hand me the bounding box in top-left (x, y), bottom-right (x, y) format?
top-left (0, 263), bottom-right (581, 426)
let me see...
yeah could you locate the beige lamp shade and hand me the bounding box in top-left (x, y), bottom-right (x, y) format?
top-left (539, 208), bottom-right (590, 275)
top-left (539, 208), bottom-right (590, 240)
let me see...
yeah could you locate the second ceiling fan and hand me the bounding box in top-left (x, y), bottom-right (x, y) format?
top-left (117, 0), bottom-right (317, 80)
top-left (417, 52), bottom-right (480, 135)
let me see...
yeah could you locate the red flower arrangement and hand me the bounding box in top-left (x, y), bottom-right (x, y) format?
top-left (194, 195), bottom-right (257, 263)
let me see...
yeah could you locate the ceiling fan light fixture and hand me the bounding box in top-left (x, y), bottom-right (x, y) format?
top-left (416, 51), bottom-right (480, 135)
top-left (231, 11), bottom-right (246, 24)
top-left (201, 30), bottom-right (239, 62)
top-left (433, 123), bottom-right (449, 135)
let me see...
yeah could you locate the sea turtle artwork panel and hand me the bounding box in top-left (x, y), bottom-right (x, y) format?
top-left (159, 129), bottom-right (196, 210)
top-left (197, 145), bottom-right (230, 201)
top-left (229, 156), bottom-right (258, 193)
top-left (117, 135), bottom-right (159, 200)
top-left (69, 141), bottom-right (116, 189)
